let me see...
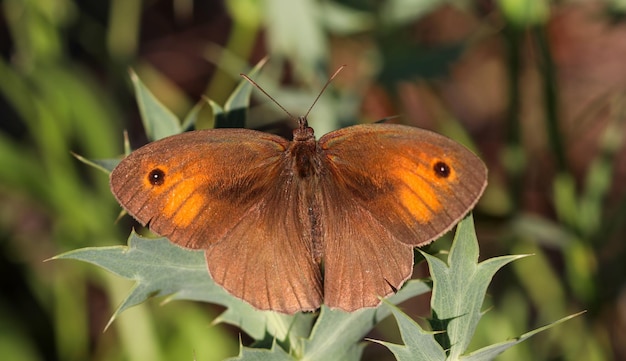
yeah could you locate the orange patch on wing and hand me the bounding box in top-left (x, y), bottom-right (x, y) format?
top-left (161, 175), bottom-right (204, 228)
top-left (392, 157), bottom-right (443, 223)
top-left (170, 192), bottom-right (205, 228)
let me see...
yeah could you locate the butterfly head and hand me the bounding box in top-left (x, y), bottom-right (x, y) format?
top-left (293, 116), bottom-right (315, 142)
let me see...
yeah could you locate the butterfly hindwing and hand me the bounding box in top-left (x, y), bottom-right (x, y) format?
top-left (315, 180), bottom-right (415, 310)
top-left (205, 172), bottom-right (324, 313)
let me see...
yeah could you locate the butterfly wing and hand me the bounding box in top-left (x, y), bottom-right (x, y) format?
top-left (110, 129), bottom-right (323, 312)
top-left (315, 184), bottom-right (415, 310)
top-left (318, 123), bottom-right (487, 310)
top-left (204, 175), bottom-right (324, 313)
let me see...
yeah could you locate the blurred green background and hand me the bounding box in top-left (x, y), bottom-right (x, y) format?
top-left (1, 0), bottom-right (625, 360)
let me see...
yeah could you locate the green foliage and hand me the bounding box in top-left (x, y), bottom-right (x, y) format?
top-left (131, 69), bottom-right (182, 141)
top-left (55, 232), bottom-right (306, 340)
top-left (424, 218), bottom-right (525, 358)
top-left (377, 304), bottom-right (447, 361)
top-left (377, 216), bottom-right (581, 361)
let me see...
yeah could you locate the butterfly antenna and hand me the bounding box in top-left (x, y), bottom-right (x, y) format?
top-left (304, 64), bottom-right (346, 119)
top-left (240, 73), bottom-right (297, 120)
top-left (241, 65), bottom-right (346, 121)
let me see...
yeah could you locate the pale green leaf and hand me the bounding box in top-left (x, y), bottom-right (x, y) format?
top-left (301, 280), bottom-right (431, 361)
top-left (424, 214), bottom-right (528, 359)
top-left (262, 0), bottom-right (327, 77)
top-left (224, 57), bottom-right (268, 112)
top-left (227, 340), bottom-right (294, 361)
top-left (53, 231), bottom-right (298, 340)
top-left (376, 215), bottom-right (577, 361)
top-left (373, 303), bottom-right (446, 361)
top-left (217, 57), bottom-right (268, 128)
top-left (460, 312), bottom-right (585, 361)
top-left (71, 152), bottom-right (118, 173)
top-left (213, 306), bottom-right (314, 348)
top-left (130, 69), bottom-right (181, 140)
top-left (180, 98), bottom-right (206, 131)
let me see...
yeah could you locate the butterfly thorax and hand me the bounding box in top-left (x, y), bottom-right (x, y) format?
top-left (289, 118), bottom-right (322, 179)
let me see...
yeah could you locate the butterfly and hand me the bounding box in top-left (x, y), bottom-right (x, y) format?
top-left (110, 73), bottom-right (487, 314)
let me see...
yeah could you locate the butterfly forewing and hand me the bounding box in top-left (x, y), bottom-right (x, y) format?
top-left (111, 129), bottom-right (286, 248)
top-left (319, 124), bottom-right (487, 246)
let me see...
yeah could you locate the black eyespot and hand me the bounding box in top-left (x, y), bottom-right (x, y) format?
top-left (433, 161), bottom-right (451, 178)
top-left (148, 168), bottom-right (165, 186)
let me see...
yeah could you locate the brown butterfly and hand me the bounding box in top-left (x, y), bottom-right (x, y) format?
top-left (110, 74), bottom-right (487, 314)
